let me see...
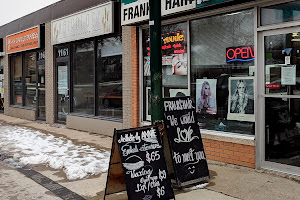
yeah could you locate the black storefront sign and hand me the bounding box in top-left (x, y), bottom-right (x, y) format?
top-left (106, 126), bottom-right (175, 200)
top-left (163, 97), bottom-right (210, 186)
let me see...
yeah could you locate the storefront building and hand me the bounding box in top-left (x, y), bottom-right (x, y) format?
top-left (51, 1), bottom-right (123, 134)
top-left (0, 0), bottom-right (299, 177)
top-left (122, 0), bottom-right (300, 176)
top-left (0, 0), bottom-right (123, 136)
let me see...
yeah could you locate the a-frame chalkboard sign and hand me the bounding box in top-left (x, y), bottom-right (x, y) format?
top-left (104, 126), bottom-right (175, 200)
top-left (163, 96), bottom-right (210, 187)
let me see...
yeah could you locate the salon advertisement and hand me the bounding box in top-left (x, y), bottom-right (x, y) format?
top-left (196, 79), bottom-right (217, 114)
top-left (172, 53), bottom-right (187, 75)
top-left (227, 77), bottom-right (255, 122)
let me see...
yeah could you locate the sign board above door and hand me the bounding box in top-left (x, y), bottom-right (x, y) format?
top-left (121, 0), bottom-right (232, 25)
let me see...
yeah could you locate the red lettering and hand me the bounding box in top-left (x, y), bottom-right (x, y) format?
top-left (226, 49), bottom-right (235, 59)
top-left (249, 46), bottom-right (255, 58)
top-left (241, 47), bottom-right (248, 58)
top-left (235, 48), bottom-right (241, 57)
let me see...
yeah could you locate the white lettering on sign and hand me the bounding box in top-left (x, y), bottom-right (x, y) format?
top-left (51, 2), bottom-right (113, 45)
top-left (163, 98), bottom-right (194, 112)
top-left (162, 0), bottom-right (196, 16)
top-left (122, 0), bottom-right (230, 25)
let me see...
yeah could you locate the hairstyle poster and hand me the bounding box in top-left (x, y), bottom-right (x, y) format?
top-left (172, 53), bottom-right (187, 75)
top-left (227, 77), bottom-right (255, 122)
top-left (196, 79), bottom-right (217, 114)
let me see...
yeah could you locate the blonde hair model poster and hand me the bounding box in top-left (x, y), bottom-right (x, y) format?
top-left (227, 77), bottom-right (255, 122)
top-left (196, 79), bottom-right (217, 114)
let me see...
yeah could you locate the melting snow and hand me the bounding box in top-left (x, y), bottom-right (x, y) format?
top-left (0, 123), bottom-right (110, 180)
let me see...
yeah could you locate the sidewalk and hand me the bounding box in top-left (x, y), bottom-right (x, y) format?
top-left (0, 114), bottom-right (299, 200)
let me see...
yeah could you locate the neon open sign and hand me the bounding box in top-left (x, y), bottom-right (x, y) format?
top-left (226, 46), bottom-right (255, 63)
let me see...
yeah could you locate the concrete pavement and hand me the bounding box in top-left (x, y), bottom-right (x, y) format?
top-left (0, 114), bottom-right (299, 200)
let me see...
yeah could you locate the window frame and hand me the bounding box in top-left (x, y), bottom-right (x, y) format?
top-left (55, 34), bottom-right (123, 122)
top-left (139, 8), bottom-right (257, 137)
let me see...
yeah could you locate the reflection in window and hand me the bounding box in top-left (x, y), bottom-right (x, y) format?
top-left (142, 22), bottom-right (188, 121)
top-left (24, 52), bottom-right (37, 107)
top-left (265, 33), bottom-right (300, 96)
top-left (11, 54), bottom-right (22, 106)
top-left (72, 41), bottom-right (94, 115)
top-left (98, 36), bottom-right (122, 119)
top-left (265, 97), bottom-right (300, 167)
top-left (261, 2), bottom-right (300, 26)
top-left (190, 9), bottom-right (255, 135)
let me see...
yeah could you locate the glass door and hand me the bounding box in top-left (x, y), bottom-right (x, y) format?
top-left (37, 62), bottom-right (45, 119)
top-left (263, 29), bottom-right (300, 173)
top-left (36, 51), bottom-right (46, 120)
top-left (56, 46), bottom-right (70, 123)
top-left (57, 60), bottom-right (69, 123)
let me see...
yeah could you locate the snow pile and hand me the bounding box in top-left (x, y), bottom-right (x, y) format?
top-left (0, 124), bottom-right (110, 180)
top-left (183, 183), bottom-right (209, 191)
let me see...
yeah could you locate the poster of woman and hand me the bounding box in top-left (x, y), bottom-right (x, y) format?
top-left (196, 79), bottom-right (217, 114)
top-left (227, 77), bottom-right (255, 122)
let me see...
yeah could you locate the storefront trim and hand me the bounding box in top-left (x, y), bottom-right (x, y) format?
top-left (256, 19), bottom-right (300, 175)
top-left (68, 112), bottom-right (123, 123)
top-left (9, 105), bottom-right (36, 110)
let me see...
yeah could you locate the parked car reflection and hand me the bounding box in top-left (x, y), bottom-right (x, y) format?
top-left (100, 84), bottom-right (122, 108)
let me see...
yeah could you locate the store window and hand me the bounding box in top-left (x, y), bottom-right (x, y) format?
top-left (24, 52), bottom-right (37, 107)
top-left (142, 22), bottom-right (188, 121)
top-left (261, 1), bottom-right (300, 26)
top-left (72, 41), bottom-right (94, 115)
top-left (11, 54), bottom-right (22, 106)
top-left (190, 9), bottom-right (254, 135)
top-left (97, 36), bottom-right (122, 119)
top-left (66, 36), bottom-right (123, 120)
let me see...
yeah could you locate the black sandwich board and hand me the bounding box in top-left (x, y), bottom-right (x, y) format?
top-left (163, 96), bottom-right (210, 187)
top-left (104, 126), bottom-right (175, 200)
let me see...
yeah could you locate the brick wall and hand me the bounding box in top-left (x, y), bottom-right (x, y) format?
top-left (203, 138), bottom-right (255, 168)
top-left (122, 26), bottom-right (140, 129)
top-left (45, 22), bottom-right (55, 124)
top-left (130, 27), bottom-right (139, 128)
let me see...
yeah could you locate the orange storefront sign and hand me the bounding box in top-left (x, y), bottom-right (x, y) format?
top-left (6, 26), bottom-right (40, 54)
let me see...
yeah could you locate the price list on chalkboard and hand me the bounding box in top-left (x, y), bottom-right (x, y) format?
top-left (116, 126), bottom-right (174, 200)
top-left (164, 97), bottom-right (209, 186)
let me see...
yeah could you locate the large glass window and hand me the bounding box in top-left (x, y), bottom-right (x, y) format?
top-left (24, 52), bottom-right (37, 107)
top-left (265, 33), bottom-right (300, 167)
top-left (142, 22), bottom-right (188, 121)
top-left (11, 54), bottom-right (22, 106)
top-left (190, 9), bottom-right (255, 135)
top-left (66, 36), bottom-right (123, 120)
top-left (72, 41), bottom-right (94, 115)
top-left (261, 1), bottom-right (300, 26)
top-left (97, 36), bottom-right (123, 119)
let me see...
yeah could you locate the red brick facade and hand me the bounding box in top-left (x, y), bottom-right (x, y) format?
top-left (203, 138), bottom-right (255, 168)
top-left (130, 27), bottom-right (140, 128)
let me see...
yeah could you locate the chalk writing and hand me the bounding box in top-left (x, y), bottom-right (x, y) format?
top-left (174, 126), bottom-right (199, 143)
top-left (164, 96), bottom-right (210, 185)
top-left (116, 126), bottom-right (174, 199)
top-left (164, 98), bottom-right (194, 111)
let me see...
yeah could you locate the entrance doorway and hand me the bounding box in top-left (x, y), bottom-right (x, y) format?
top-left (56, 46), bottom-right (70, 123)
top-left (36, 51), bottom-right (46, 120)
top-left (260, 27), bottom-right (300, 176)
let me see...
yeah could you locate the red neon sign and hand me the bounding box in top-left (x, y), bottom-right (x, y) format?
top-left (226, 46), bottom-right (255, 62)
